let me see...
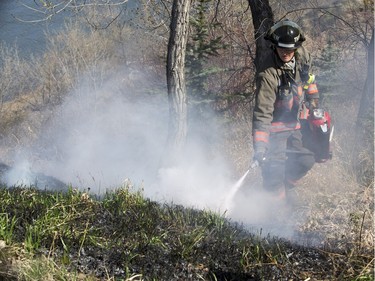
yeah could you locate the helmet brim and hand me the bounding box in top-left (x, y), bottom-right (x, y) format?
top-left (276, 42), bottom-right (300, 50)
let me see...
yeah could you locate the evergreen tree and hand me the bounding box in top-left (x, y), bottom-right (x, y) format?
top-left (314, 38), bottom-right (340, 103)
top-left (185, 0), bottom-right (224, 99)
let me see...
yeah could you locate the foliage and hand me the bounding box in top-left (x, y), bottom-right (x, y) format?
top-left (313, 38), bottom-right (340, 101)
top-left (186, 0), bottom-right (225, 99)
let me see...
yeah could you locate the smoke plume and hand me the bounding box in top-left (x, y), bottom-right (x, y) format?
top-left (3, 66), bottom-right (296, 238)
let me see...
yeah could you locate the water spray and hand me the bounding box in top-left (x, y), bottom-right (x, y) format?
top-left (222, 169), bottom-right (250, 212)
top-left (222, 149), bottom-right (311, 211)
top-left (222, 149), bottom-right (314, 213)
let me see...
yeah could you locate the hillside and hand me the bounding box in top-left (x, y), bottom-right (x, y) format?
top-left (0, 186), bottom-right (373, 280)
top-left (0, 1), bottom-right (373, 280)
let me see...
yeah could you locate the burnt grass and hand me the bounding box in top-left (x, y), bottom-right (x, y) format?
top-left (0, 186), bottom-right (373, 281)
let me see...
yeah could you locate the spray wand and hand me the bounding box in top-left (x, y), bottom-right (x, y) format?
top-left (224, 149), bottom-right (314, 212)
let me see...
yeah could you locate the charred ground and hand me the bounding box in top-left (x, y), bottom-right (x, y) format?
top-left (0, 185), bottom-right (373, 281)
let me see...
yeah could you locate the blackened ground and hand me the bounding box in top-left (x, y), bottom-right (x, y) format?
top-left (42, 200), bottom-right (373, 280)
top-left (0, 184), bottom-right (373, 281)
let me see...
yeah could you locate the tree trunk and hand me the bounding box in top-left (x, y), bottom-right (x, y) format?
top-left (248, 0), bottom-right (274, 73)
top-left (166, 0), bottom-right (191, 163)
top-left (357, 28), bottom-right (374, 125)
top-left (355, 28), bottom-right (374, 185)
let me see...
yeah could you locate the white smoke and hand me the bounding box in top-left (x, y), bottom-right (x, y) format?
top-left (2, 65), bottom-right (296, 239)
top-left (3, 158), bottom-right (35, 187)
top-left (153, 143), bottom-right (233, 211)
top-left (38, 70), bottom-right (169, 192)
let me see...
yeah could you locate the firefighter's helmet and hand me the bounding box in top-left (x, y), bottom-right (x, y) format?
top-left (265, 19), bottom-right (305, 49)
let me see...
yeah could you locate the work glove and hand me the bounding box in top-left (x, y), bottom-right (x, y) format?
top-left (251, 150), bottom-right (267, 168)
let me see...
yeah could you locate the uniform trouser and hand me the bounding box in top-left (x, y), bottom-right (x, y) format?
top-left (261, 129), bottom-right (315, 192)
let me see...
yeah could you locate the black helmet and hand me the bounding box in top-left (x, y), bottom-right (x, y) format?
top-left (265, 19), bottom-right (305, 49)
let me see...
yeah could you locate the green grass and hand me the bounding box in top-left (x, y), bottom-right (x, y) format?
top-left (0, 184), bottom-right (373, 281)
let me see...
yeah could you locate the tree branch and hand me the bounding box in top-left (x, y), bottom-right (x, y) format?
top-left (14, 0), bottom-right (129, 23)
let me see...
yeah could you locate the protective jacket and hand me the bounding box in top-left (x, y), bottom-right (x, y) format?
top-left (252, 46), bottom-right (319, 152)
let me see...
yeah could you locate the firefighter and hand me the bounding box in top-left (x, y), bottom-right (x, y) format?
top-left (252, 19), bottom-right (319, 201)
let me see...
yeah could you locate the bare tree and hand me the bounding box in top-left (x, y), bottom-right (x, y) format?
top-left (248, 0), bottom-right (274, 73)
top-left (163, 0), bottom-right (273, 160)
top-left (316, 2), bottom-right (374, 183)
top-left (356, 28), bottom-right (374, 184)
top-left (165, 0), bottom-right (191, 162)
top-left (358, 28), bottom-right (374, 125)
top-left (17, 0), bottom-right (128, 22)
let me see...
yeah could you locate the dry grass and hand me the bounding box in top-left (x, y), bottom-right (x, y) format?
top-left (0, 185), bottom-right (373, 280)
top-left (0, 3), bottom-right (372, 280)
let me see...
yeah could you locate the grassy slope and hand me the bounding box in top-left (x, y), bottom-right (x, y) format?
top-left (0, 185), bottom-right (373, 281)
top-left (0, 3), bottom-right (373, 280)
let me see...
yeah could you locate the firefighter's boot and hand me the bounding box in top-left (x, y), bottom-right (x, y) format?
top-left (284, 179), bottom-right (302, 208)
top-left (267, 186), bottom-right (286, 202)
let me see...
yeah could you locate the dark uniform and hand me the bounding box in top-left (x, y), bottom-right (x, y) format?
top-left (252, 20), bottom-right (319, 195)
